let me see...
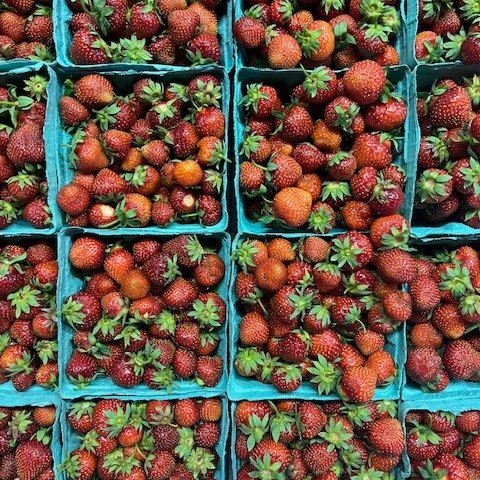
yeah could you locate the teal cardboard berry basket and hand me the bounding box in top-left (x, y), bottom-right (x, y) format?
top-left (233, 0), bottom-right (408, 71)
top-left (402, 226), bottom-right (480, 401)
top-left (230, 399), bottom-right (408, 480)
top-left (227, 232), bottom-right (407, 402)
top-left (0, 64), bottom-right (61, 234)
top-left (51, 66), bottom-right (229, 234)
top-left (57, 227), bottom-right (231, 400)
top-left (59, 395), bottom-right (229, 480)
top-left (399, 397), bottom-right (480, 478)
top-left (0, 233), bottom-right (58, 396)
top-left (411, 63), bottom-right (480, 236)
top-left (1, 390), bottom-right (62, 477)
top-left (233, 65), bottom-right (417, 236)
top-left (53, 0), bottom-right (233, 72)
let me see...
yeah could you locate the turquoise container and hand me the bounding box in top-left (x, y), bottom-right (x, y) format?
top-left (51, 66), bottom-right (229, 234)
top-left (233, 65), bottom-right (417, 234)
top-left (403, 226), bottom-right (480, 401)
top-left (230, 399), bottom-right (408, 480)
top-left (233, 0), bottom-right (409, 70)
top-left (227, 232), bottom-right (407, 402)
top-left (399, 397), bottom-right (480, 478)
top-left (412, 63), bottom-right (480, 235)
top-left (0, 64), bottom-right (61, 234)
top-left (0, 233), bottom-right (58, 396)
top-left (0, 390), bottom-right (62, 477)
top-left (54, 0), bottom-right (233, 72)
top-left (59, 395), bottom-right (229, 480)
top-left (57, 227), bottom-right (230, 400)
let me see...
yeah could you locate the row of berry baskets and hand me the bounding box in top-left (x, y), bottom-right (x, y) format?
top-left (2, 227), bottom-right (480, 400)
top-left (3, 390), bottom-right (480, 479)
top-left (4, 61), bottom-right (480, 236)
top-left (4, 0), bottom-right (479, 71)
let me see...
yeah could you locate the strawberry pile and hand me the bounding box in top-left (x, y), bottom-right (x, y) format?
top-left (62, 234), bottom-right (225, 391)
top-left (0, 1), bottom-right (54, 62)
top-left (414, 75), bottom-right (480, 227)
top-left (0, 405), bottom-right (57, 480)
top-left (406, 409), bottom-right (480, 478)
top-left (62, 398), bottom-right (223, 480)
top-left (239, 62), bottom-right (408, 232)
top-left (415, 0), bottom-right (480, 64)
top-left (235, 400), bottom-right (404, 479)
top-left (0, 241), bottom-right (58, 391)
top-left (66, 0), bottom-right (225, 66)
top-left (232, 232), bottom-right (413, 401)
top-left (233, 0), bottom-right (402, 69)
top-left (57, 73), bottom-right (226, 229)
top-left (0, 74), bottom-right (53, 230)
top-left (405, 244), bottom-right (480, 393)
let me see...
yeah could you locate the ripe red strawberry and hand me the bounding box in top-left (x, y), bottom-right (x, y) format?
top-left (368, 417), bottom-right (405, 455)
top-left (7, 123), bottom-right (44, 166)
top-left (234, 16), bottom-right (265, 48)
top-left (25, 14), bottom-right (54, 45)
top-left (130, 2), bottom-right (161, 39)
top-left (16, 440), bottom-right (52, 480)
top-left (168, 9), bottom-right (199, 45)
top-left (443, 340), bottom-right (480, 380)
top-left (60, 97), bottom-right (90, 126)
top-left (338, 366), bottom-right (377, 402)
top-left (304, 442), bottom-right (338, 475)
top-left (343, 60), bottom-right (386, 105)
top-left (69, 30), bottom-right (109, 65)
top-left (196, 355), bottom-right (222, 387)
top-left (406, 347), bottom-right (442, 384)
top-left (187, 32), bottom-right (221, 64)
top-left (376, 248), bottom-right (416, 284)
top-left (69, 236), bottom-right (105, 270)
top-left (22, 198), bottom-right (51, 228)
top-left (429, 86), bottom-right (472, 129)
top-left (268, 33), bottom-right (301, 69)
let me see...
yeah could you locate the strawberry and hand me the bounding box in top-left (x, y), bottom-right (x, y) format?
top-left (130, 2), bottom-right (161, 39)
top-left (56, 184), bottom-right (91, 216)
top-left (267, 33), bottom-right (302, 69)
top-left (304, 442), bottom-right (338, 474)
top-left (234, 17), bottom-right (265, 48)
top-left (338, 366), bottom-right (377, 402)
top-left (443, 340), bottom-right (480, 380)
top-left (16, 440), bottom-right (52, 480)
top-left (22, 198), bottom-right (51, 228)
top-left (60, 97), bottom-right (90, 126)
top-left (74, 75), bottom-right (114, 109)
top-left (69, 30), bottom-right (109, 64)
top-left (272, 187), bottom-right (312, 227)
top-left (6, 123), bottom-right (44, 167)
top-left (187, 32), bottom-right (221, 64)
top-left (343, 60), bottom-right (386, 105)
top-left (406, 347), bottom-right (442, 384)
top-left (69, 236), bottom-right (105, 270)
top-left (196, 355), bottom-right (222, 387)
top-left (168, 9), bottom-right (199, 45)
top-left (429, 86), bottom-right (472, 129)
top-left (376, 248), bottom-right (416, 284)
